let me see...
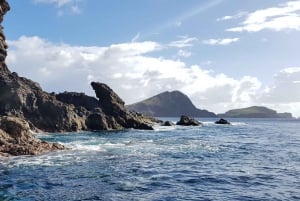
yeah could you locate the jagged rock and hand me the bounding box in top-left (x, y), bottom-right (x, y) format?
top-left (0, 67), bottom-right (87, 132)
top-left (56, 92), bottom-right (100, 111)
top-left (215, 118), bottom-right (231, 125)
top-left (0, 0), bottom-right (155, 133)
top-left (176, 115), bottom-right (202, 126)
top-left (162, 121), bottom-right (175, 126)
top-left (90, 82), bottom-right (154, 130)
top-left (0, 0), bottom-right (158, 156)
top-left (0, 116), bottom-right (65, 156)
top-left (91, 82), bottom-right (126, 116)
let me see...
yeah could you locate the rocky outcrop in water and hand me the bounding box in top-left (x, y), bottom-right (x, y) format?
top-left (0, 0), bottom-right (66, 156)
top-left (56, 83), bottom-right (155, 130)
top-left (0, 116), bottom-right (65, 156)
top-left (162, 121), bottom-right (175, 126)
top-left (176, 115), bottom-right (202, 126)
top-left (215, 118), bottom-right (230, 125)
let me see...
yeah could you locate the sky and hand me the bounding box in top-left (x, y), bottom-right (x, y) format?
top-left (3, 0), bottom-right (300, 117)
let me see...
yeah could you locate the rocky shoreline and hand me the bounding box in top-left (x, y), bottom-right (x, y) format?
top-left (0, 0), bottom-right (158, 156)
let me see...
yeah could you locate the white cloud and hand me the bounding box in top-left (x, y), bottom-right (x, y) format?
top-left (227, 1), bottom-right (300, 32)
top-left (177, 49), bottom-right (192, 58)
top-left (33, 0), bottom-right (72, 7)
top-left (202, 38), bottom-right (240, 45)
top-left (168, 36), bottom-right (198, 48)
top-left (259, 67), bottom-right (300, 102)
top-left (33, 0), bottom-right (82, 15)
top-left (217, 11), bottom-right (248, 21)
top-left (6, 36), bottom-right (300, 117)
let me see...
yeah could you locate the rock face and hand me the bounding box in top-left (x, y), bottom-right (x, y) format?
top-left (0, 116), bottom-right (65, 156)
top-left (127, 91), bottom-right (216, 117)
top-left (89, 82), bottom-right (155, 130)
top-left (0, 0), bottom-right (155, 132)
top-left (0, 69), bottom-right (155, 132)
top-left (218, 106), bottom-right (294, 118)
top-left (176, 115), bottom-right (202, 126)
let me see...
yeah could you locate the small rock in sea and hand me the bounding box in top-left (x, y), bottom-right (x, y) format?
top-left (176, 115), bottom-right (202, 126)
top-left (215, 118), bottom-right (231, 125)
top-left (162, 121), bottom-right (175, 126)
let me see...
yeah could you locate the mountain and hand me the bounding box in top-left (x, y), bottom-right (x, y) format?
top-left (218, 106), bottom-right (293, 118)
top-left (127, 91), bottom-right (217, 117)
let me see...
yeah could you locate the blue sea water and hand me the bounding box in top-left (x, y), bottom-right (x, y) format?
top-left (0, 118), bottom-right (300, 201)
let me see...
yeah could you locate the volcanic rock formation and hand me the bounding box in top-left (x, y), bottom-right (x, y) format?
top-left (0, 0), bottom-right (156, 156)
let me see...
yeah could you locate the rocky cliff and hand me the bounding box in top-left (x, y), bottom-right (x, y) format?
top-left (0, 0), bottom-right (155, 156)
top-left (127, 91), bottom-right (216, 117)
top-left (0, 0), bottom-right (66, 156)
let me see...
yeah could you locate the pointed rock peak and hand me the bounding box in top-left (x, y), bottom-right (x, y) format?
top-left (91, 82), bottom-right (125, 106)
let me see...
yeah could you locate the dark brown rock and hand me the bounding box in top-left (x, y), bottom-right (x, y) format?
top-left (90, 82), bottom-right (154, 130)
top-left (56, 92), bottom-right (99, 111)
top-left (91, 82), bottom-right (126, 116)
top-left (162, 121), bottom-right (175, 126)
top-left (176, 115), bottom-right (202, 126)
top-left (215, 118), bottom-right (231, 125)
top-left (0, 116), bottom-right (65, 156)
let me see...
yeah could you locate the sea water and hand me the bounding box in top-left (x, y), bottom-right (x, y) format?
top-left (0, 118), bottom-right (299, 201)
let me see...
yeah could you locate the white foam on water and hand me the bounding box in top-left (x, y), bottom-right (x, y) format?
top-left (202, 121), bottom-right (215, 126)
top-left (231, 122), bottom-right (247, 126)
top-left (153, 125), bottom-right (177, 131)
top-left (0, 152), bottom-right (81, 168)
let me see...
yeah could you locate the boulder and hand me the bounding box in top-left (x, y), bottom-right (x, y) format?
top-left (215, 118), bottom-right (231, 125)
top-left (162, 121), bottom-right (175, 126)
top-left (0, 116), bottom-right (65, 156)
top-left (176, 115), bottom-right (202, 126)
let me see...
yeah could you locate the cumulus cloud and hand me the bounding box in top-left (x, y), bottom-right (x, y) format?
top-left (227, 0), bottom-right (300, 32)
top-left (260, 67), bottom-right (300, 102)
top-left (202, 38), bottom-right (240, 45)
top-left (6, 36), bottom-right (300, 117)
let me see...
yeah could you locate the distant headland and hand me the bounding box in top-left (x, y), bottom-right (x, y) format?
top-left (127, 91), bottom-right (216, 117)
top-left (127, 91), bottom-right (293, 119)
top-left (218, 106), bottom-right (293, 119)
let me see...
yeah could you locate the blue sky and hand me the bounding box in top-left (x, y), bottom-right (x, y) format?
top-left (3, 0), bottom-right (300, 117)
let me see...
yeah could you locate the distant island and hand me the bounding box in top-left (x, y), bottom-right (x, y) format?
top-left (127, 91), bottom-right (217, 117)
top-left (218, 106), bottom-right (293, 118)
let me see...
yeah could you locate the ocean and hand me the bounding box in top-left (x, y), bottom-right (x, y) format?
top-left (0, 118), bottom-right (299, 201)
